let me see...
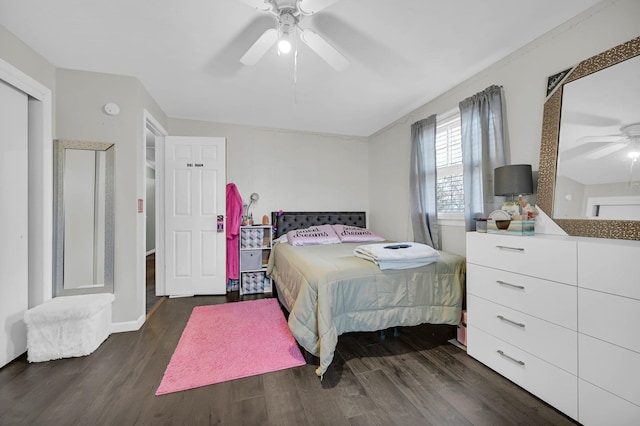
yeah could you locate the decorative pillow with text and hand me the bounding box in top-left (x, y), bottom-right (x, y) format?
top-left (286, 224), bottom-right (342, 246)
top-left (332, 224), bottom-right (386, 243)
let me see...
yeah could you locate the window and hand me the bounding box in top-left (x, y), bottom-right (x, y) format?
top-left (435, 111), bottom-right (463, 217)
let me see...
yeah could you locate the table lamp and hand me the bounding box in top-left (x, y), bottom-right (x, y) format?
top-left (494, 164), bottom-right (533, 216)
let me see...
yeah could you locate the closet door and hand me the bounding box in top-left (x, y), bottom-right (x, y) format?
top-left (0, 80), bottom-right (29, 367)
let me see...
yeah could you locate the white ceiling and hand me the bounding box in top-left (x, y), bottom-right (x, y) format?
top-left (0, 0), bottom-right (603, 137)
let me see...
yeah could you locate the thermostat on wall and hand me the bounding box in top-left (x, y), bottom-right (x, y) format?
top-left (103, 102), bottom-right (120, 116)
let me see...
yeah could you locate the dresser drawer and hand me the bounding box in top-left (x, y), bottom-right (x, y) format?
top-left (468, 295), bottom-right (577, 374)
top-left (578, 239), bottom-right (640, 299)
top-left (467, 264), bottom-right (577, 330)
top-left (467, 326), bottom-right (578, 420)
top-left (579, 333), bottom-right (640, 406)
top-left (579, 288), bottom-right (640, 353)
top-left (466, 233), bottom-right (577, 284)
top-left (579, 379), bottom-right (640, 426)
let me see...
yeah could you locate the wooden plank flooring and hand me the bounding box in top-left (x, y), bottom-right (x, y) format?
top-left (0, 296), bottom-right (577, 425)
top-left (145, 253), bottom-right (164, 314)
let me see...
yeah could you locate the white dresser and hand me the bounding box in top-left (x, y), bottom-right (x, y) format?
top-left (576, 238), bottom-right (640, 425)
top-left (466, 232), bottom-right (640, 424)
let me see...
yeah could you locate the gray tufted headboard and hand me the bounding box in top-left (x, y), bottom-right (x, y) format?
top-left (272, 211), bottom-right (366, 238)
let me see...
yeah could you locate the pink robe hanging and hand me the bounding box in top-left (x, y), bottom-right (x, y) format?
top-left (226, 183), bottom-right (244, 282)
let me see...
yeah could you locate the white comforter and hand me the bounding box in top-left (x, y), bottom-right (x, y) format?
top-left (353, 242), bottom-right (441, 270)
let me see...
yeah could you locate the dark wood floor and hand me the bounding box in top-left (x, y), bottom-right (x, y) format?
top-left (0, 295), bottom-right (577, 425)
top-left (146, 253), bottom-right (164, 314)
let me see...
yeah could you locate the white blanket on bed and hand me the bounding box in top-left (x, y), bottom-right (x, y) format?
top-left (354, 242), bottom-right (440, 270)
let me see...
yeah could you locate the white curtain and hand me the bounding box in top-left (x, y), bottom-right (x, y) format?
top-left (409, 115), bottom-right (439, 249)
top-left (460, 85), bottom-right (509, 231)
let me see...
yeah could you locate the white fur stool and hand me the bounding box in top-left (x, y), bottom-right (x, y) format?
top-left (23, 293), bottom-right (114, 362)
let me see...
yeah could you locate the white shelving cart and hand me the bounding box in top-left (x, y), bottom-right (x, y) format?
top-left (238, 225), bottom-right (273, 295)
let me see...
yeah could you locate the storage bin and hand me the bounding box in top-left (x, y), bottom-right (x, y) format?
top-left (241, 271), bottom-right (265, 294)
top-left (240, 250), bottom-right (263, 270)
top-left (487, 219), bottom-right (535, 236)
top-left (240, 228), bottom-right (263, 248)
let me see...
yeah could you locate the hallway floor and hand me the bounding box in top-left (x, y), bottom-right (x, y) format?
top-left (146, 253), bottom-right (164, 314)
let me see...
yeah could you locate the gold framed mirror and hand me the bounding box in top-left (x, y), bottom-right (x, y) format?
top-left (537, 36), bottom-right (640, 240)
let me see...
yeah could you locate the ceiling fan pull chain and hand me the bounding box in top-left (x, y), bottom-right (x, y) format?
top-left (294, 40), bottom-right (299, 105)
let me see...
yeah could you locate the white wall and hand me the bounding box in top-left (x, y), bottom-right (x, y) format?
top-left (368, 0), bottom-right (640, 255)
top-left (167, 118), bottom-right (370, 224)
top-left (0, 25), bottom-right (55, 95)
top-left (55, 69), bottom-right (168, 327)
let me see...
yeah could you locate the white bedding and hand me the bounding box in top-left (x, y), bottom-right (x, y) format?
top-left (353, 242), bottom-right (441, 270)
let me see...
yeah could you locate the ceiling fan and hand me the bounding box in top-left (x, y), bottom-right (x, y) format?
top-left (237, 0), bottom-right (349, 71)
top-left (580, 122), bottom-right (640, 160)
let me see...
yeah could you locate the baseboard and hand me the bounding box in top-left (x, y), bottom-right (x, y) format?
top-left (111, 313), bottom-right (145, 333)
top-left (146, 249), bottom-right (156, 256)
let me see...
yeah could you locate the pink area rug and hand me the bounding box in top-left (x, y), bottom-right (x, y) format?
top-left (156, 298), bottom-right (305, 395)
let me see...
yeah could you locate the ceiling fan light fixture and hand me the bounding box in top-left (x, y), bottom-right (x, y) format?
top-left (276, 8), bottom-right (297, 56)
top-left (239, 0), bottom-right (348, 70)
top-left (278, 38), bottom-right (292, 55)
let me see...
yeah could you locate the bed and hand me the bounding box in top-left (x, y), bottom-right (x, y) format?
top-left (266, 211), bottom-right (466, 377)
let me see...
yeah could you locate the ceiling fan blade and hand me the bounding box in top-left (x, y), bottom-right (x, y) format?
top-left (300, 28), bottom-right (349, 71)
top-left (298, 0), bottom-right (340, 15)
top-left (236, 0), bottom-right (273, 11)
top-left (577, 134), bottom-right (625, 143)
top-left (560, 142), bottom-right (609, 160)
top-left (561, 111), bottom-right (621, 127)
top-left (586, 142), bottom-right (627, 160)
top-left (240, 28), bottom-right (278, 65)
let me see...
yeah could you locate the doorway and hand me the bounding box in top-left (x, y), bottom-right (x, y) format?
top-left (143, 112), bottom-right (167, 314)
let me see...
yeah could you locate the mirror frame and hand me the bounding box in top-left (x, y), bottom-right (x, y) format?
top-left (53, 139), bottom-right (115, 296)
top-left (537, 36), bottom-right (640, 241)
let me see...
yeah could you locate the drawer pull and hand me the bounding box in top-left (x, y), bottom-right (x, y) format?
top-left (495, 245), bottom-right (525, 252)
top-left (497, 350), bottom-right (525, 366)
top-left (497, 315), bottom-right (525, 328)
top-left (496, 280), bottom-right (525, 290)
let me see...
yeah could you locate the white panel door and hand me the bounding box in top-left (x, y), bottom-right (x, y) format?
top-left (164, 136), bottom-right (226, 296)
top-left (0, 80), bottom-right (29, 367)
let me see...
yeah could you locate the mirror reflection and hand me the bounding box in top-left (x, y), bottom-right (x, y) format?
top-left (54, 140), bottom-right (115, 296)
top-left (554, 54), bottom-right (640, 220)
top-left (537, 36), bottom-right (640, 240)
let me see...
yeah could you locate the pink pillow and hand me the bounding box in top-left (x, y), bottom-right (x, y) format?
top-left (287, 224), bottom-right (341, 246)
top-left (332, 224), bottom-right (385, 243)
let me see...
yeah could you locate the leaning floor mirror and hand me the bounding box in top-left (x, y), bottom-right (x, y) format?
top-left (54, 140), bottom-right (115, 296)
